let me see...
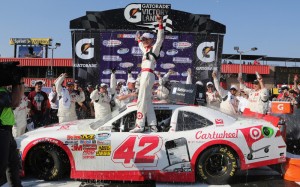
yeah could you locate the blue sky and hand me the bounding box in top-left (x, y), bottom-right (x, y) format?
top-left (1, 0), bottom-right (299, 65)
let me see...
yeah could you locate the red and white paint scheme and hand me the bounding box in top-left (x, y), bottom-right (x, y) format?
top-left (16, 103), bottom-right (286, 185)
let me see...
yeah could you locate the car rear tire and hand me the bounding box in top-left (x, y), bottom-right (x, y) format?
top-left (27, 144), bottom-right (69, 180)
top-left (196, 145), bottom-right (238, 185)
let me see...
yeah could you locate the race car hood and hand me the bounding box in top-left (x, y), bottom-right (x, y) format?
top-left (22, 119), bottom-right (98, 136)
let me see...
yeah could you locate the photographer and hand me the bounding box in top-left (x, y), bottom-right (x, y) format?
top-left (0, 82), bottom-right (24, 186)
top-left (90, 83), bottom-right (111, 120)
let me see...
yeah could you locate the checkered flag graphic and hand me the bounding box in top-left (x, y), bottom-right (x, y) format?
top-left (137, 15), bottom-right (173, 33)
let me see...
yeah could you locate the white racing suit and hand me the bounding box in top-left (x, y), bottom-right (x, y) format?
top-left (13, 95), bottom-right (29, 137)
top-left (55, 75), bottom-right (85, 123)
top-left (132, 26), bottom-right (164, 132)
top-left (240, 83), bottom-right (269, 114)
top-left (214, 78), bottom-right (239, 115)
top-left (90, 90), bottom-right (111, 120)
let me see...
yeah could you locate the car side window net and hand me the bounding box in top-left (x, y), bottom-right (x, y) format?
top-left (176, 111), bottom-right (213, 131)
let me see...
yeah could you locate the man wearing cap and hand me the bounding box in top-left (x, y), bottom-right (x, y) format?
top-left (130, 15), bottom-right (164, 133)
top-left (186, 68), bottom-right (207, 106)
top-left (206, 81), bottom-right (221, 108)
top-left (74, 80), bottom-right (87, 119)
top-left (90, 83), bottom-right (111, 120)
top-left (55, 73), bottom-right (85, 123)
top-left (116, 77), bottom-right (138, 108)
top-left (154, 70), bottom-right (174, 101)
top-left (28, 80), bottom-right (50, 127)
top-left (238, 73), bottom-right (269, 114)
top-left (212, 71), bottom-right (239, 115)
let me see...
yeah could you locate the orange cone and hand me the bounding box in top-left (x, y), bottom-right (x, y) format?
top-left (284, 158), bottom-right (300, 181)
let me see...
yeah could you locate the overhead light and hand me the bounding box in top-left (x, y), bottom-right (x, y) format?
top-left (251, 47), bottom-right (258, 51)
top-left (234, 46), bottom-right (239, 51)
top-left (55, 43), bottom-right (61, 47)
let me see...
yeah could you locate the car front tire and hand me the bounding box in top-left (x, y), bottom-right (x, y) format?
top-left (196, 145), bottom-right (238, 185)
top-left (27, 144), bottom-right (69, 181)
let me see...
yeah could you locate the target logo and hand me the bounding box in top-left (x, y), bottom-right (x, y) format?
top-left (137, 112), bottom-right (144, 120)
top-left (250, 127), bottom-right (262, 140)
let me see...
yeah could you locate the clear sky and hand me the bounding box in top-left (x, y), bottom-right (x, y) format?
top-left (1, 0), bottom-right (299, 65)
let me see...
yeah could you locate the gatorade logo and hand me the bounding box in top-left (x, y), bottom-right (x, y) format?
top-left (124, 4), bottom-right (142, 23)
top-left (75, 38), bottom-right (94, 60)
top-left (196, 42), bottom-right (215, 63)
top-left (277, 104), bottom-right (284, 111)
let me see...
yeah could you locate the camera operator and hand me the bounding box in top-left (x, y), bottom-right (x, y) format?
top-left (0, 80), bottom-right (24, 186)
top-left (90, 83), bottom-right (111, 120)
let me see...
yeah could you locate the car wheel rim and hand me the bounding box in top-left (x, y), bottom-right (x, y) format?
top-left (204, 153), bottom-right (228, 176)
top-left (35, 151), bottom-right (55, 173)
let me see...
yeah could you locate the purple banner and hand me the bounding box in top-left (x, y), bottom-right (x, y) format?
top-left (99, 31), bottom-right (195, 84)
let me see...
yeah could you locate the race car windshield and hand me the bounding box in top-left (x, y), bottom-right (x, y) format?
top-left (90, 106), bottom-right (126, 130)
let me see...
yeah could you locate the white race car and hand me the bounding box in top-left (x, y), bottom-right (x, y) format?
top-left (16, 103), bottom-right (286, 185)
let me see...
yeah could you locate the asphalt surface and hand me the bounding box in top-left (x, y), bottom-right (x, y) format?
top-left (18, 166), bottom-right (299, 187)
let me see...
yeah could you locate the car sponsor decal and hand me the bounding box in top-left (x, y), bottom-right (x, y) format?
top-left (117, 48), bottom-right (130, 54)
top-left (71, 144), bottom-right (83, 151)
top-left (32, 138), bottom-right (58, 145)
top-left (82, 149), bottom-right (96, 159)
top-left (83, 144), bottom-right (97, 150)
top-left (67, 135), bottom-right (81, 140)
top-left (238, 125), bottom-right (264, 148)
top-left (215, 119), bottom-right (224, 126)
top-left (112, 135), bottom-right (163, 168)
top-left (137, 112), bottom-right (144, 120)
top-left (80, 134), bottom-right (95, 140)
top-left (102, 40), bottom-right (122, 47)
top-left (64, 140), bottom-right (79, 145)
top-left (57, 125), bottom-right (70, 130)
top-left (195, 130), bottom-right (238, 139)
top-left (80, 140), bottom-right (96, 144)
top-left (95, 133), bottom-right (111, 141)
top-left (96, 145), bottom-right (111, 156)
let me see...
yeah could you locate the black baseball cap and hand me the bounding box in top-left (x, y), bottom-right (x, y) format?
top-left (66, 81), bottom-right (74, 86)
top-left (253, 80), bottom-right (259, 85)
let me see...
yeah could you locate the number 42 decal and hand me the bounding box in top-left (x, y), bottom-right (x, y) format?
top-left (112, 135), bottom-right (163, 168)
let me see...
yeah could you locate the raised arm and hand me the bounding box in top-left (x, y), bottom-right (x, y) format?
top-left (212, 71), bottom-right (228, 98)
top-left (152, 14), bottom-right (164, 56)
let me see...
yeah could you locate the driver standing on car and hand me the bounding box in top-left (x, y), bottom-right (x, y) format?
top-left (130, 14), bottom-right (164, 133)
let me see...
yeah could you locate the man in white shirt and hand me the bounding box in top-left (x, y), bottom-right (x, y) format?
top-left (48, 84), bottom-right (59, 123)
top-left (213, 71), bottom-right (239, 115)
top-left (90, 83), bottom-right (111, 120)
top-left (55, 73), bottom-right (85, 123)
top-left (238, 75), bottom-right (269, 114)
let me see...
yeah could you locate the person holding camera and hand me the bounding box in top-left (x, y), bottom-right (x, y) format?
top-left (28, 80), bottom-right (50, 128)
top-left (55, 73), bottom-right (85, 123)
top-left (90, 83), bottom-right (111, 120)
top-left (0, 81), bottom-right (24, 187)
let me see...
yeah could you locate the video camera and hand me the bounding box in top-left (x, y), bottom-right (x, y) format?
top-left (0, 61), bottom-right (26, 86)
